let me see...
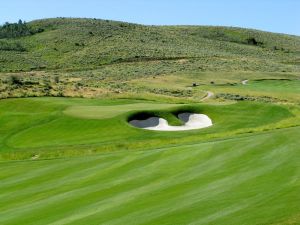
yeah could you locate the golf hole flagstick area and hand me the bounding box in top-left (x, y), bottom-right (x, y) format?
top-left (129, 113), bottom-right (213, 131)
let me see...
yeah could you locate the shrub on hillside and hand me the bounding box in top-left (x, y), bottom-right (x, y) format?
top-left (0, 40), bottom-right (26, 51)
top-left (0, 20), bottom-right (44, 39)
top-left (246, 38), bottom-right (263, 46)
top-left (8, 75), bottom-right (22, 86)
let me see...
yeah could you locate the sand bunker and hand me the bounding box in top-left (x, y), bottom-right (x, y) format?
top-left (129, 113), bottom-right (212, 131)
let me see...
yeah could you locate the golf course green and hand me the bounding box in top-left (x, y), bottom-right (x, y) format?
top-left (1, 17), bottom-right (300, 225)
top-left (0, 97), bottom-right (299, 225)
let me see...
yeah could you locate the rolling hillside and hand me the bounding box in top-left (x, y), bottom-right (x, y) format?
top-left (0, 17), bottom-right (300, 72)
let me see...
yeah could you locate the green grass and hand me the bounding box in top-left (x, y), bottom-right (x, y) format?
top-left (1, 17), bottom-right (300, 225)
top-left (199, 79), bottom-right (300, 103)
top-left (0, 94), bottom-right (299, 225)
top-left (64, 103), bottom-right (181, 119)
top-left (1, 51), bottom-right (299, 225)
top-left (245, 79), bottom-right (300, 93)
top-left (0, 126), bottom-right (299, 225)
top-left (0, 97), bottom-right (297, 160)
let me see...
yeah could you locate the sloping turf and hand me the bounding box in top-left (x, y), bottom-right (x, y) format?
top-left (0, 97), bottom-right (299, 225)
top-left (0, 97), bottom-right (295, 159)
top-left (0, 127), bottom-right (299, 225)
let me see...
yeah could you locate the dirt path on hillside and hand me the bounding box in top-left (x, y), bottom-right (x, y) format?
top-left (242, 80), bottom-right (249, 85)
top-left (201, 91), bottom-right (214, 101)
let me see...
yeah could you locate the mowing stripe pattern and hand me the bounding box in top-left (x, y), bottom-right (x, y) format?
top-left (0, 127), bottom-right (299, 225)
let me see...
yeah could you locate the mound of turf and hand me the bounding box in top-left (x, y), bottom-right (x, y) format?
top-left (0, 97), bottom-right (296, 160)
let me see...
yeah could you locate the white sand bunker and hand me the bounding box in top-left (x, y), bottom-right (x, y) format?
top-left (129, 113), bottom-right (212, 131)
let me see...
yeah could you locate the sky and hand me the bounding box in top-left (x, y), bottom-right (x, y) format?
top-left (1, 0), bottom-right (299, 35)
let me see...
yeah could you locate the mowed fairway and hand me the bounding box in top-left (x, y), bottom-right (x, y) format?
top-left (0, 127), bottom-right (299, 225)
top-left (0, 97), bottom-right (300, 225)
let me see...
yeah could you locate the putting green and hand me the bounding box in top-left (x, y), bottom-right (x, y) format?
top-left (64, 103), bottom-right (180, 119)
top-left (0, 98), bottom-right (294, 158)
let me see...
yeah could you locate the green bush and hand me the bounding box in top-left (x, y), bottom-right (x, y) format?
top-left (0, 40), bottom-right (26, 51)
top-left (0, 20), bottom-right (43, 39)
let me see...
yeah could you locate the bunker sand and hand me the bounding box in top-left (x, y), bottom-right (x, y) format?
top-left (130, 113), bottom-right (212, 131)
